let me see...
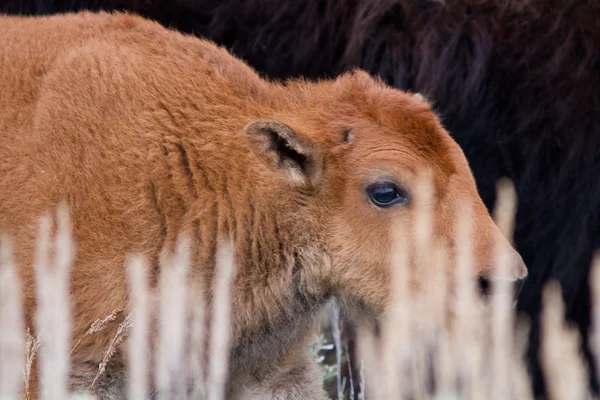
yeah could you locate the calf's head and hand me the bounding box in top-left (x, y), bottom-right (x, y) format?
top-left (244, 71), bottom-right (527, 316)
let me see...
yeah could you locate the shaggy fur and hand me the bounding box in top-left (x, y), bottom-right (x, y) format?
top-left (0, 12), bottom-right (526, 399)
top-left (2, 0), bottom-right (596, 396)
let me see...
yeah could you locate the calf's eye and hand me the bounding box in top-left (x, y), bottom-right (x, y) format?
top-left (367, 181), bottom-right (410, 208)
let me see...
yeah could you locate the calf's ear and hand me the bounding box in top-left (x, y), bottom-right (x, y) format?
top-left (244, 119), bottom-right (322, 188)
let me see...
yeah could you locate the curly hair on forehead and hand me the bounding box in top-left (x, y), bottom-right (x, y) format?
top-left (2, 0), bottom-right (600, 397)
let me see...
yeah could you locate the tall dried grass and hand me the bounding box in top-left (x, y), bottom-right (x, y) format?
top-left (0, 180), bottom-right (596, 400)
top-left (0, 237), bottom-right (24, 400)
top-left (126, 255), bottom-right (150, 400)
top-left (34, 205), bottom-right (73, 400)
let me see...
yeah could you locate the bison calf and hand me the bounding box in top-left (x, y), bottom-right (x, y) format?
top-left (0, 11), bottom-right (526, 399)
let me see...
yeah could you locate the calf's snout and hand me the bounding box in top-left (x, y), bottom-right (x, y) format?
top-left (477, 252), bottom-right (528, 301)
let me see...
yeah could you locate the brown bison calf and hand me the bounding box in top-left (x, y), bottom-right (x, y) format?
top-left (0, 11), bottom-right (527, 399)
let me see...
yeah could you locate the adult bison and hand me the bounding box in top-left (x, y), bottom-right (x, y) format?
top-left (1, 0), bottom-right (599, 396)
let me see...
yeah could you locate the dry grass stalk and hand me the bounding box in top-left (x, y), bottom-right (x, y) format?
top-left (155, 235), bottom-right (192, 399)
top-left (207, 240), bottom-right (236, 400)
top-left (87, 312), bottom-right (120, 336)
top-left (491, 179), bottom-right (518, 400)
top-left (126, 255), bottom-right (150, 400)
top-left (590, 252), bottom-right (600, 392)
top-left (379, 226), bottom-right (410, 400)
top-left (90, 313), bottom-right (132, 390)
top-left (431, 246), bottom-right (455, 398)
top-left (453, 201), bottom-right (486, 399)
top-left (356, 324), bottom-right (382, 400)
top-left (24, 328), bottom-right (42, 400)
top-left (512, 319), bottom-right (535, 400)
top-left (413, 170), bottom-right (441, 334)
top-left (407, 170), bottom-right (436, 399)
top-left (358, 358), bottom-right (366, 400)
top-left (492, 179), bottom-right (517, 246)
top-left (345, 343), bottom-right (355, 400)
top-left (0, 236), bottom-right (25, 400)
top-left (66, 310), bottom-right (121, 363)
top-left (330, 303), bottom-right (344, 398)
top-left (34, 205), bottom-right (73, 400)
top-left (540, 281), bottom-right (588, 400)
top-left (413, 170), bottom-right (434, 295)
top-left (188, 287), bottom-right (207, 400)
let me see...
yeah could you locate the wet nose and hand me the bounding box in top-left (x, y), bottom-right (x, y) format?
top-left (477, 253), bottom-right (528, 301)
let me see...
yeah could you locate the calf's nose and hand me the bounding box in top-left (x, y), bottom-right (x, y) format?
top-left (477, 253), bottom-right (528, 301)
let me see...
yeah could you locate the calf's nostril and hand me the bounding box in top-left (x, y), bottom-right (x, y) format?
top-left (477, 275), bottom-right (492, 297)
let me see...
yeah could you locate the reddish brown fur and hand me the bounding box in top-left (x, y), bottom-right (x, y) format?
top-left (0, 12), bottom-right (526, 399)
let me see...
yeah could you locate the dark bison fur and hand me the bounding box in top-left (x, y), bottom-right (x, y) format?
top-left (2, 0), bottom-right (600, 397)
